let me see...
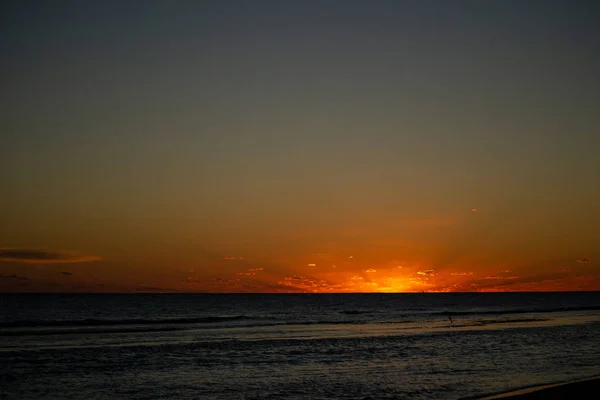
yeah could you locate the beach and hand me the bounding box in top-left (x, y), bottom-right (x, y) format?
top-left (478, 377), bottom-right (600, 399)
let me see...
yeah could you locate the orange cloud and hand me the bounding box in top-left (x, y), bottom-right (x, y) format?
top-left (277, 275), bottom-right (332, 292)
top-left (477, 275), bottom-right (598, 292)
top-left (234, 267), bottom-right (265, 276)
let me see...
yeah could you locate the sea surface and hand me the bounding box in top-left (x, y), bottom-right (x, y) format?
top-left (1, 292), bottom-right (600, 399)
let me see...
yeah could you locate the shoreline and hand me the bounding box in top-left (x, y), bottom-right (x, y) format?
top-left (475, 375), bottom-right (600, 399)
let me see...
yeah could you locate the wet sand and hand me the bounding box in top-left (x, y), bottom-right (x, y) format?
top-left (478, 376), bottom-right (600, 399)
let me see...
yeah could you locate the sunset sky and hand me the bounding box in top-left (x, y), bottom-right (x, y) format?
top-left (1, 0), bottom-right (599, 293)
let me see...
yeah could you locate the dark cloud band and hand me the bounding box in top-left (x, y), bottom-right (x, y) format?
top-left (0, 248), bottom-right (101, 264)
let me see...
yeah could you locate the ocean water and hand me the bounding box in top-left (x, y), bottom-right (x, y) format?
top-left (1, 292), bottom-right (600, 399)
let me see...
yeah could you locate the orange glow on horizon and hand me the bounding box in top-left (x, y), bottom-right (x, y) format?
top-left (2, 222), bottom-right (598, 293)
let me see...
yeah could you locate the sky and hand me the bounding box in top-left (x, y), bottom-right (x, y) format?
top-left (1, 0), bottom-right (599, 293)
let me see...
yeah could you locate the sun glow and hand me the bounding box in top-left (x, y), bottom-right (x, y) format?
top-left (378, 277), bottom-right (410, 293)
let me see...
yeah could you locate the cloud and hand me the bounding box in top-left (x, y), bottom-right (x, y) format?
top-left (417, 270), bottom-right (435, 276)
top-left (0, 274), bottom-right (29, 280)
top-left (308, 263), bottom-right (316, 267)
top-left (223, 256), bottom-right (237, 260)
top-left (366, 269), bottom-right (377, 273)
top-left (277, 275), bottom-right (332, 292)
top-left (484, 275), bottom-right (518, 280)
top-left (451, 272), bottom-right (474, 276)
top-left (471, 208), bottom-right (478, 212)
top-left (60, 271), bottom-right (72, 276)
top-left (235, 267), bottom-right (265, 276)
top-left (501, 270), bottom-right (511, 273)
top-left (348, 256), bottom-right (354, 259)
top-left (0, 248), bottom-right (101, 264)
top-left (187, 277), bottom-right (240, 286)
top-left (577, 258), bottom-right (591, 263)
top-left (557, 268), bottom-right (571, 272)
top-left (134, 285), bottom-right (178, 292)
top-left (476, 275), bottom-right (597, 292)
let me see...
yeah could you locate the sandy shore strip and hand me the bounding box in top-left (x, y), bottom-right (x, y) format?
top-left (476, 376), bottom-right (600, 399)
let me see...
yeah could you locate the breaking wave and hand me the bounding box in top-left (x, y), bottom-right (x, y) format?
top-left (432, 305), bottom-right (600, 317)
top-left (0, 315), bottom-right (253, 329)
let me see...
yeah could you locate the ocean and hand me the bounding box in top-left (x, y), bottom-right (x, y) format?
top-left (1, 292), bottom-right (600, 399)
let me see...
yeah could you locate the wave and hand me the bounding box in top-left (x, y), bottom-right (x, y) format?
top-left (0, 315), bottom-right (253, 329)
top-left (0, 320), bottom-right (364, 337)
top-left (0, 326), bottom-right (182, 337)
top-left (2, 304), bottom-right (597, 333)
top-left (339, 310), bottom-right (370, 315)
top-left (431, 305), bottom-right (600, 317)
top-left (0, 316), bottom-right (561, 338)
